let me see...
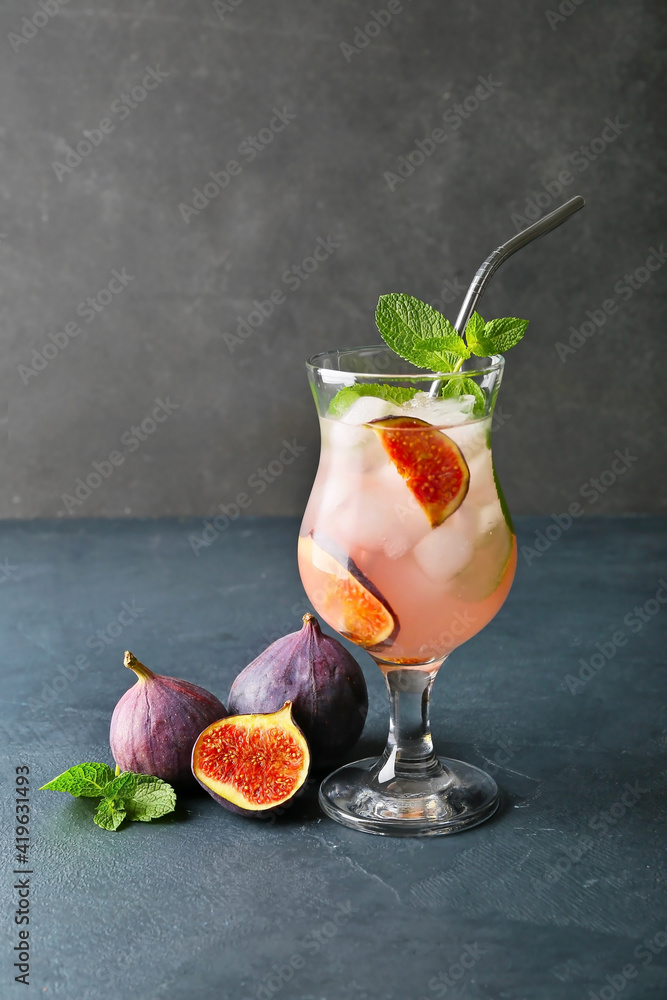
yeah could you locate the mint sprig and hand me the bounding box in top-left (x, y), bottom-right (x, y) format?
top-left (40, 762), bottom-right (177, 832)
top-left (327, 295), bottom-right (528, 418)
top-left (375, 294), bottom-right (528, 370)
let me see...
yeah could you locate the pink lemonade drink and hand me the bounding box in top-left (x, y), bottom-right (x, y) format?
top-left (302, 209), bottom-right (583, 836)
top-left (298, 390), bottom-right (516, 670)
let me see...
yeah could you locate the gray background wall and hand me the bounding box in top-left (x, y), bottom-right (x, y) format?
top-left (1, 0), bottom-right (664, 519)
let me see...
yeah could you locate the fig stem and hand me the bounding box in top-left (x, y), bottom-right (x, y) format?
top-left (302, 613), bottom-right (318, 627)
top-left (124, 650), bottom-right (155, 682)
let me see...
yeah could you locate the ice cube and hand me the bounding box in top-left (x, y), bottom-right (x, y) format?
top-left (478, 500), bottom-right (504, 534)
top-left (330, 481), bottom-right (397, 554)
top-left (403, 391), bottom-right (477, 427)
top-left (324, 418), bottom-right (366, 452)
top-left (446, 417), bottom-right (489, 461)
top-left (412, 514), bottom-right (475, 585)
top-left (464, 447), bottom-right (498, 507)
top-left (324, 396), bottom-right (404, 469)
top-left (316, 467), bottom-right (358, 522)
top-left (341, 395), bottom-right (404, 425)
top-left (373, 461), bottom-right (432, 557)
top-left (329, 462), bottom-right (432, 559)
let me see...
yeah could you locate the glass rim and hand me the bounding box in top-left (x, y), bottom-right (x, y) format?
top-left (306, 345), bottom-right (505, 381)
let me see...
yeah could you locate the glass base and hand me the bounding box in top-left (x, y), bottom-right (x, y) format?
top-left (319, 755), bottom-right (499, 837)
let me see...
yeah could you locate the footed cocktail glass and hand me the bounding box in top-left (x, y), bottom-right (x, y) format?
top-left (297, 347), bottom-right (516, 836)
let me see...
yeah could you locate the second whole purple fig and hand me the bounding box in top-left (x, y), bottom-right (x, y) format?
top-left (227, 614), bottom-right (368, 768)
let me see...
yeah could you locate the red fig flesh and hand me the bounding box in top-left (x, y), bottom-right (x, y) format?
top-left (191, 702), bottom-right (310, 816)
top-left (110, 651), bottom-right (227, 786)
top-left (227, 614), bottom-right (368, 768)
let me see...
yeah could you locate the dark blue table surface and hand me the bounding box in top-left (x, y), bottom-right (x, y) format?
top-left (1, 516), bottom-right (665, 1000)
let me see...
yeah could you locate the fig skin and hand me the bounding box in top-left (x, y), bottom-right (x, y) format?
top-left (227, 614), bottom-right (368, 769)
top-left (110, 651), bottom-right (227, 787)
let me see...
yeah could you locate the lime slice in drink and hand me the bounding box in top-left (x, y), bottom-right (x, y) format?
top-left (449, 521), bottom-right (514, 603)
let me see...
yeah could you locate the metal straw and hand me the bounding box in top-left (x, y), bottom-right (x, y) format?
top-left (429, 195), bottom-right (586, 396)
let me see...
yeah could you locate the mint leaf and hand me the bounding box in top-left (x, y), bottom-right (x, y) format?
top-left (480, 317), bottom-right (528, 354)
top-left (464, 313), bottom-right (529, 357)
top-left (438, 374), bottom-right (485, 416)
top-left (461, 377), bottom-right (486, 416)
top-left (404, 337), bottom-right (471, 371)
top-left (94, 798), bottom-right (127, 832)
top-left (328, 383), bottom-right (417, 417)
top-left (40, 762), bottom-right (115, 797)
top-left (376, 294), bottom-right (469, 371)
top-left (101, 771), bottom-right (140, 799)
top-left (122, 775), bottom-right (177, 822)
top-left (439, 377), bottom-right (466, 400)
top-left (100, 771), bottom-right (176, 824)
top-left (464, 312), bottom-right (487, 355)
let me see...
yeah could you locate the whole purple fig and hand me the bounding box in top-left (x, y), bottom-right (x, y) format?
top-left (227, 614), bottom-right (368, 768)
top-left (110, 651), bottom-right (227, 786)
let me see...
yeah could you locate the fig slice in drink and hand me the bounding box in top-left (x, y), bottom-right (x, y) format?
top-left (298, 533), bottom-right (398, 649)
top-left (366, 415), bottom-right (470, 528)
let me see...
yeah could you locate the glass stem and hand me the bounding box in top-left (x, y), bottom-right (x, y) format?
top-left (378, 668), bottom-right (442, 781)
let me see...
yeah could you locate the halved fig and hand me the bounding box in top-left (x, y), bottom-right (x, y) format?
top-left (191, 702), bottom-right (309, 816)
top-left (298, 533), bottom-right (398, 649)
top-left (367, 415), bottom-right (470, 528)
